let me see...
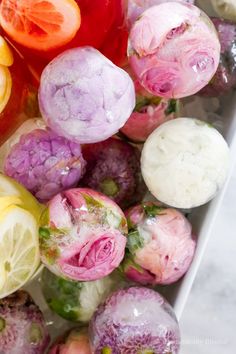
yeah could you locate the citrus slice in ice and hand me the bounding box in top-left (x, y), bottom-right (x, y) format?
top-left (0, 0), bottom-right (81, 51)
top-left (0, 205), bottom-right (40, 298)
top-left (0, 36), bottom-right (13, 66)
top-left (0, 174), bottom-right (43, 220)
top-left (0, 64), bottom-right (12, 114)
top-left (0, 195), bottom-right (23, 214)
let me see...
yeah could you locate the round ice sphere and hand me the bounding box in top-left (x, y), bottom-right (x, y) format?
top-left (39, 47), bottom-right (135, 144)
top-left (128, 2), bottom-right (220, 98)
top-left (141, 118), bottom-right (230, 208)
top-left (89, 287), bottom-right (180, 353)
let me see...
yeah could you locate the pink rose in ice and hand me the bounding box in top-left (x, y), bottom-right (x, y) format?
top-left (128, 0), bottom-right (195, 27)
top-left (123, 203), bottom-right (196, 285)
top-left (39, 188), bottom-right (127, 281)
top-left (49, 328), bottom-right (91, 354)
top-left (120, 71), bottom-right (178, 142)
top-left (39, 47), bottom-right (135, 144)
top-left (128, 2), bottom-right (220, 98)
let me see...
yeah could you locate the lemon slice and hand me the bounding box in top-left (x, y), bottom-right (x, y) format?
top-left (0, 64), bottom-right (12, 114)
top-left (0, 36), bottom-right (13, 66)
top-left (0, 173), bottom-right (44, 220)
top-left (0, 205), bottom-right (40, 298)
top-left (0, 195), bottom-right (23, 214)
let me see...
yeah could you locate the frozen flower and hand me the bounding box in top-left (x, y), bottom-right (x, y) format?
top-left (0, 290), bottom-right (50, 354)
top-left (128, 2), bottom-right (220, 98)
top-left (123, 202), bottom-right (196, 285)
top-left (89, 287), bottom-right (181, 353)
top-left (39, 188), bottom-right (127, 281)
top-left (120, 70), bottom-right (179, 141)
top-left (200, 17), bottom-right (236, 96)
top-left (141, 118), bottom-right (230, 208)
top-left (41, 268), bottom-right (122, 323)
top-left (4, 128), bottom-right (86, 202)
top-left (81, 138), bottom-right (146, 208)
top-left (39, 47), bottom-right (135, 144)
top-left (49, 327), bottom-right (91, 354)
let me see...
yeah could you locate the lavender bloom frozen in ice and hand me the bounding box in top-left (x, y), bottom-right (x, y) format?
top-left (4, 128), bottom-right (86, 202)
top-left (128, 2), bottom-right (220, 99)
top-left (89, 287), bottom-right (181, 353)
top-left (81, 138), bottom-right (146, 208)
top-left (200, 17), bottom-right (236, 96)
top-left (0, 290), bottom-right (50, 354)
top-left (39, 47), bottom-right (135, 144)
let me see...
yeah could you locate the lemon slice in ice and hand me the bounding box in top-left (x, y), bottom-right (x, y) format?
top-left (0, 173), bottom-right (43, 220)
top-left (0, 205), bottom-right (40, 298)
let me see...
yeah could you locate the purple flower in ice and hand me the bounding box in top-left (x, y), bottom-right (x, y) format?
top-left (81, 138), bottom-right (146, 209)
top-left (39, 47), bottom-right (135, 144)
top-left (0, 290), bottom-right (50, 354)
top-left (200, 17), bottom-right (236, 96)
top-left (4, 128), bottom-right (86, 202)
top-left (89, 287), bottom-right (181, 353)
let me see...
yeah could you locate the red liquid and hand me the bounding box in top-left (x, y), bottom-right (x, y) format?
top-left (1, 0), bottom-right (128, 84)
top-left (0, 43), bottom-right (39, 145)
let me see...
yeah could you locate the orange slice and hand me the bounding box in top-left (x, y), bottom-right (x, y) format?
top-left (0, 0), bottom-right (81, 51)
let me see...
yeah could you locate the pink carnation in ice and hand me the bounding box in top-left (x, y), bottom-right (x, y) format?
top-left (123, 202), bottom-right (196, 285)
top-left (4, 128), bottom-right (86, 202)
top-left (49, 328), bottom-right (91, 354)
top-left (128, 0), bottom-right (195, 28)
top-left (128, 2), bottom-right (220, 98)
top-left (39, 47), bottom-right (135, 144)
top-left (39, 188), bottom-right (127, 281)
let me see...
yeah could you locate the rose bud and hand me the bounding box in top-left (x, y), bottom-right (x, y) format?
top-left (48, 327), bottom-right (91, 354)
top-left (120, 71), bottom-right (179, 142)
top-left (4, 128), bottom-right (86, 202)
top-left (128, 2), bottom-right (220, 98)
top-left (39, 47), bottom-right (135, 144)
top-left (0, 290), bottom-right (50, 354)
top-left (122, 202), bottom-right (196, 285)
top-left (81, 138), bottom-right (146, 209)
top-left (200, 17), bottom-right (236, 96)
top-left (89, 287), bottom-right (181, 353)
top-left (39, 188), bottom-right (127, 281)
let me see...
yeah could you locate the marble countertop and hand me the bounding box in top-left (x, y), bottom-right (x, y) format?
top-left (180, 164), bottom-right (236, 353)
